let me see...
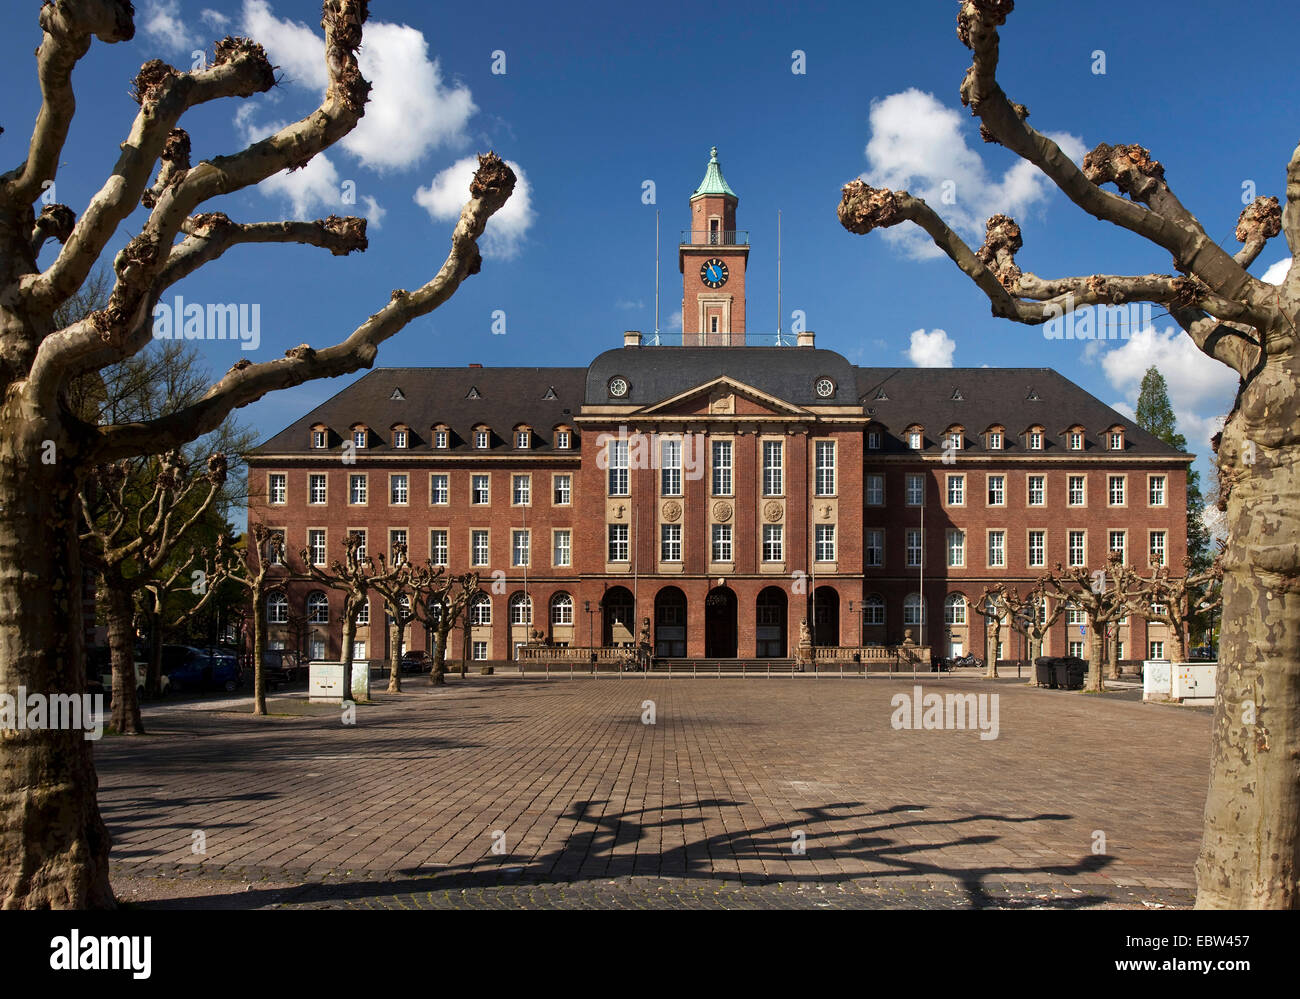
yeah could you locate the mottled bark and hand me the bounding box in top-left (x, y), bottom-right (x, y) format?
top-left (386, 618), bottom-right (404, 694)
top-left (104, 584), bottom-right (142, 734)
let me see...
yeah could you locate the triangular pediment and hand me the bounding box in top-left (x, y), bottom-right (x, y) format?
top-left (636, 376), bottom-right (809, 418)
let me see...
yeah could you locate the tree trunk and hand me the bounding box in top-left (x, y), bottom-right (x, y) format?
top-left (431, 622), bottom-right (450, 687)
top-left (386, 618), bottom-right (404, 693)
top-left (1195, 390), bottom-right (1300, 908)
top-left (984, 620), bottom-right (1000, 678)
top-left (0, 439), bottom-right (114, 908)
top-left (252, 590), bottom-right (267, 717)
top-left (340, 610), bottom-right (357, 701)
top-left (1083, 626), bottom-right (1105, 693)
top-left (1107, 624), bottom-right (1122, 681)
top-left (105, 585), bottom-right (144, 735)
top-left (145, 610), bottom-right (163, 698)
top-left (1166, 616), bottom-right (1187, 664)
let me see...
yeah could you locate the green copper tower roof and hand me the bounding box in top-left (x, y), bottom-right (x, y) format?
top-left (691, 146), bottom-right (737, 199)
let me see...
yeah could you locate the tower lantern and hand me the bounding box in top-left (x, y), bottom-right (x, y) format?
top-left (679, 146), bottom-right (749, 345)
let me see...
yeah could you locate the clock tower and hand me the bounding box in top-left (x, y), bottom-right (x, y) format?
top-left (679, 147), bottom-right (748, 345)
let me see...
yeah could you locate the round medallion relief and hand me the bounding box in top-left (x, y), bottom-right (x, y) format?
top-left (763, 501), bottom-right (783, 523)
top-left (661, 500), bottom-right (682, 523)
top-left (712, 500), bottom-right (733, 522)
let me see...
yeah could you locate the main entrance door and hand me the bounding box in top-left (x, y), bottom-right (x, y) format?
top-left (756, 586), bottom-right (787, 657)
top-left (654, 587), bottom-right (687, 657)
top-left (704, 587), bottom-right (738, 658)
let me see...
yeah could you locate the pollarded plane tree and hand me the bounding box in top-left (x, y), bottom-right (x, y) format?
top-left (836, 1), bottom-right (1299, 908)
top-left (299, 531), bottom-right (378, 708)
top-left (410, 566), bottom-right (480, 687)
top-left (1135, 552), bottom-right (1225, 665)
top-left (361, 545), bottom-right (417, 694)
top-left (140, 538), bottom-right (235, 693)
top-left (1001, 577), bottom-right (1065, 680)
top-left (78, 451), bottom-right (227, 734)
top-left (970, 582), bottom-right (1012, 678)
top-left (227, 526), bottom-right (290, 717)
top-left (1041, 554), bottom-right (1144, 692)
top-left (0, 1), bottom-right (516, 908)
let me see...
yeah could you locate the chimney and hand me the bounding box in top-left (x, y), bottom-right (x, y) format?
top-left (624, 330), bottom-right (641, 348)
top-left (797, 330), bottom-right (815, 348)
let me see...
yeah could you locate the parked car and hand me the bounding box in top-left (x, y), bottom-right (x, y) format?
top-left (1190, 645), bottom-right (1217, 661)
top-left (260, 648), bottom-right (303, 687)
top-left (400, 650), bottom-right (433, 674)
top-left (86, 646), bottom-right (167, 697)
top-left (161, 645), bottom-right (240, 693)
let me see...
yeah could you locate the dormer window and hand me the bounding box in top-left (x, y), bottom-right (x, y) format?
top-left (909, 431), bottom-right (922, 450)
top-left (946, 431), bottom-right (963, 451)
top-left (988, 432), bottom-right (1003, 450)
top-left (393, 428), bottom-right (409, 449)
top-left (433, 426), bottom-right (449, 449)
top-left (1070, 431), bottom-right (1084, 451)
top-left (867, 430), bottom-right (881, 450)
top-left (311, 428), bottom-right (327, 449)
top-left (475, 429), bottom-right (490, 450)
top-left (556, 430), bottom-right (571, 450)
top-left (1028, 429), bottom-right (1043, 450)
top-left (1109, 430), bottom-right (1124, 450)
top-left (352, 428), bottom-right (368, 449)
top-left (515, 428), bottom-right (531, 450)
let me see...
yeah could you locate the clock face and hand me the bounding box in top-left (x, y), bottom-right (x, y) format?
top-left (608, 376), bottom-right (629, 398)
top-left (815, 377), bottom-right (836, 399)
top-left (700, 258), bottom-right (729, 289)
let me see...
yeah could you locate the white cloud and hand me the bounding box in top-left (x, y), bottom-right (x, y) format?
top-left (615, 299), bottom-right (646, 310)
top-left (414, 155), bottom-right (534, 259)
top-left (142, 0), bottom-right (199, 53)
top-left (1098, 326), bottom-right (1236, 453)
top-left (664, 309), bottom-right (683, 332)
top-left (1261, 257), bottom-right (1291, 285)
top-left (861, 88), bottom-right (1085, 259)
top-left (200, 8), bottom-right (230, 30)
top-left (361, 195), bottom-right (386, 230)
top-left (240, 1), bottom-right (475, 171)
top-left (234, 108), bottom-right (342, 218)
top-left (906, 327), bottom-right (956, 367)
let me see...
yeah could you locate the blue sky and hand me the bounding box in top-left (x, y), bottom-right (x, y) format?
top-left (5, 0), bottom-right (1297, 489)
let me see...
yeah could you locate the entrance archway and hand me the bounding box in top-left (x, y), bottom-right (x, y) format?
top-left (654, 587), bottom-right (687, 658)
top-left (704, 586), bottom-right (738, 658)
top-left (812, 586), bottom-right (840, 647)
top-left (602, 586), bottom-right (635, 646)
top-left (756, 587), bottom-right (787, 657)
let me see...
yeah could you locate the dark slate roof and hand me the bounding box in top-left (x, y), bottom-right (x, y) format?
top-left (586, 346), bottom-right (859, 407)
top-left (254, 367), bottom-right (586, 454)
top-left (854, 367), bottom-right (1190, 458)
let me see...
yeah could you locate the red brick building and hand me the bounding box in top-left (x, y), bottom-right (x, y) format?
top-left (246, 149), bottom-right (1191, 666)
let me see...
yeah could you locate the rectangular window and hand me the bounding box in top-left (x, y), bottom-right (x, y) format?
top-left (390, 474), bottom-right (408, 505)
top-left (1068, 475), bottom-right (1086, 505)
top-left (947, 529), bottom-right (965, 567)
top-left (814, 441), bottom-right (836, 496)
top-left (988, 530), bottom-right (1005, 568)
top-left (609, 439), bottom-right (629, 496)
top-left (393, 429), bottom-right (408, 449)
top-left (269, 473), bottom-right (287, 505)
top-left (348, 529), bottom-right (367, 561)
top-left (516, 431), bottom-right (530, 449)
top-left (661, 439), bottom-right (682, 496)
top-left (556, 430), bottom-right (571, 450)
top-left (431, 474), bottom-right (449, 505)
top-left (512, 474), bottom-right (531, 505)
top-left (472, 641), bottom-right (488, 662)
top-left (988, 432), bottom-right (1003, 450)
top-left (353, 429), bottom-right (367, 449)
top-left (1067, 605), bottom-right (1086, 627)
top-left (814, 524), bottom-right (835, 562)
top-left (660, 523), bottom-right (681, 562)
top-left (1116, 640), bottom-right (1124, 660)
top-left (1029, 431), bottom-right (1043, 450)
top-left (763, 440), bottom-right (784, 496)
top-left (1070, 432), bottom-right (1083, 450)
top-left (1069, 641), bottom-right (1085, 658)
top-left (389, 529), bottom-right (407, 564)
top-left (1149, 475), bottom-right (1166, 506)
top-left (763, 524), bottom-right (784, 562)
top-left (864, 598), bottom-right (884, 625)
top-left (1028, 530), bottom-right (1045, 567)
top-left (608, 524), bottom-right (629, 562)
top-left (471, 474), bottom-right (490, 505)
top-left (1110, 432), bottom-right (1123, 450)
top-left (906, 473), bottom-right (925, 506)
top-left (309, 474), bottom-right (327, 505)
top-left (987, 475), bottom-right (1005, 506)
top-left (868, 431), bottom-right (881, 450)
top-left (1149, 641), bottom-right (1165, 660)
top-left (1109, 530), bottom-right (1126, 561)
top-left (1150, 531), bottom-right (1167, 566)
top-left (475, 430), bottom-right (489, 449)
top-left (312, 430), bottom-right (326, 449)
top-left (471, 530), bottom-right (489, 566)
top-left (1108, 475), bottom-right (1125, 506)
top-left (712, 440), bottom-right (733, 496)
top-left (553, 474), bottom-right (572, 505)
top-left (1028, 474), bottom-right (1045, 506)
top-left (348, 473), bottom-right (367, 505)
top-left (906, 528), bottom-right (923, 568)
top-left (865, 529), bottom-right (883, 567)
top-left (711, 524), bottom-right (733, 562)
top-left (908, 431), bottom-right (922, 450)
top-left (512, 529), bottom-right (530, 567)
top-left (1069, 530), bottom-right (1086, 567)
top-left (308, 529), bottom-right (326, 566)
top-left (866, 474), bottom-right (884, 506)
top-left (946, 474), bottom-right (964, 506)
top-left (554, 529), bottom-right (571, 567)
top-left (430, 530), bottom-right (448, 566)
top-left (434, 430), bottom-right (448, 449)
top-left (947, 431), bottom-right (962, 451)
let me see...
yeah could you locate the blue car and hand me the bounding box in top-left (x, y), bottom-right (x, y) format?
top-left (161, 645), bottom-right (242, 693)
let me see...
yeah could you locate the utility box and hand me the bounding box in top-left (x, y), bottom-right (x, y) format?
top-left (351, 660), bottom-right (371, 701)
top-left (1142, 660), bottom-right (1172, 701)
top-left (1172, 661), bottom-right (1217, 704)
top-left (309, 661), bottom-right (345, 703)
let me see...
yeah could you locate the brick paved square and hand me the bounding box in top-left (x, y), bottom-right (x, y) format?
top-left (97, 676), bottom-right (1209, 907)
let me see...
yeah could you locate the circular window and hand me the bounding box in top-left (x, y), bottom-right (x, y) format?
top-left (815, 377), bottom-right (836, 399)
top-left (608, 376), bottom-right (630, 399)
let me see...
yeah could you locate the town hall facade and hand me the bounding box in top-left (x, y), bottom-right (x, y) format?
top-left (246, 149), bottom-right (1191, 667)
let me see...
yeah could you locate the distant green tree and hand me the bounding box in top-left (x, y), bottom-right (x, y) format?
top-left (1135, 366), bottom-right (1214, 638)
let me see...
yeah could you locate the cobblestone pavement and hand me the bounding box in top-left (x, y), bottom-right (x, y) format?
top-left (96, 675), bottom-right (1210, 909)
